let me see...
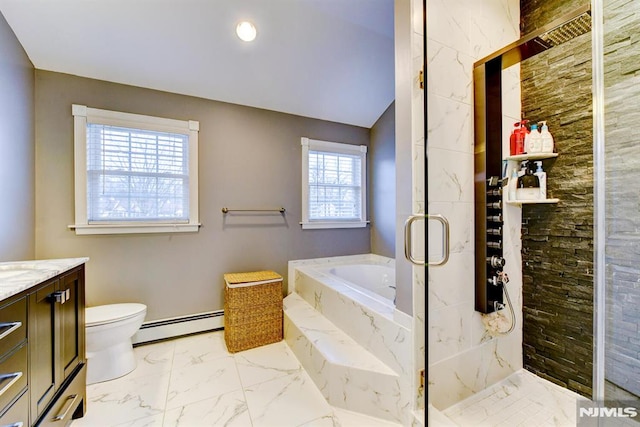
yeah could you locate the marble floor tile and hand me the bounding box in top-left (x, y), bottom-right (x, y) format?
top-left (234, 340), bottom-right (303, 388)
top-left (172, 331), bottom-right (231, 370)
top-left (129, 340), bottom-right (176, 380)
top-left (73, 371), bottom-right (171, 426)
top-left (166, 355), bottom-right (242, 410)
top-left (244, 371), bottom-right (334, 427)
top-left (71, 331), bottom-right (404, 427)
top-left (114, 414), bottom-right (165, 427)
top-left (441, 369), bottom-right (588, 427)
top-left (163, 389), bottom-right (252, 427)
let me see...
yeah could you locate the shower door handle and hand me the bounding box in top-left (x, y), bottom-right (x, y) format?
top-left (404, 214), bottom-right (450, 266)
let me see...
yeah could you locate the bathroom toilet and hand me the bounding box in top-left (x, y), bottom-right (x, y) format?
top-left (85, 303), bottom-right (147, 385)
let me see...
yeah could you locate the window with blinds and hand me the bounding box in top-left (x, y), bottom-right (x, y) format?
top-left (301, 137), bottom-right (367, 229)
top-left (87, 124), bottom-right (189, 222)
top-left (71, 105), bottom-right (200, 235)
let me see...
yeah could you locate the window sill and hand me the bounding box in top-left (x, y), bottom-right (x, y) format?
top-left (69, 223), bottom-right (201, 235)
top-left (300, 221), bottom-right (369, 230)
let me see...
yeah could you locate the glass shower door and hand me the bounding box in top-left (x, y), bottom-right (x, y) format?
top-left (595, 0), bottom-right (640, 411)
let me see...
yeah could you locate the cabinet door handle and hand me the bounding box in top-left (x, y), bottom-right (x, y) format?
top-left (0, 321), bottom-right (22, 341)
top-left (0, 371), bottom-right (22, 398)
top-left (52, 394), bottom-right (78, 422)
top-left (51, 291), bottom-right (69, 304)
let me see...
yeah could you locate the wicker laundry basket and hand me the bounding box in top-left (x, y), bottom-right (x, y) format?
top-left (223, 270), bottom-right (283, 353)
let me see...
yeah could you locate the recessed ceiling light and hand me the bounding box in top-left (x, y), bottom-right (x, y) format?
top-left (236, 21), bottom-right (257, 42)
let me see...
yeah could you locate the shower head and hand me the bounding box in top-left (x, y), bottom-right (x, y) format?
top-left (474, 4), bottom-right (592, 71)
top-left (535, 10), bottom-right (592, 48)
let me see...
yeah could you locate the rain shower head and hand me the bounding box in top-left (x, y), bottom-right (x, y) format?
top-left (474, 4), bottom-right (593, 70)
top-left (535, 9), bottom-right (592, 48)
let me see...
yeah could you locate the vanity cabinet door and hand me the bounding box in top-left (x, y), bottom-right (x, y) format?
top-left (59, 268), bottom-right (85, 379)
top-left (29, 279), bottom-right (58, 421)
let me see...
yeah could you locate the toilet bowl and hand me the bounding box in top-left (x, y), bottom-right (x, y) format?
top-left (85, 303), bottom-right (147, 385)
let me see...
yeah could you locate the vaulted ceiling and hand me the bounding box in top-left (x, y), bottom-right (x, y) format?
top-left (0, 0), bottom-right (395, 128)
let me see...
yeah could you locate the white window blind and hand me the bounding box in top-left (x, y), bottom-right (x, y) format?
top-left (301, 137), bottom-right (367, 229)
top-left (71, 105), bottom-right (200, 235)
top-left (87, 124), bottom-right (189, 222)
top-left (308, 150), bottom-right (362, 220)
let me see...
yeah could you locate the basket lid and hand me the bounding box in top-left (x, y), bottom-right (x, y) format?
top-left (224, 270), bottom-right (282, 288)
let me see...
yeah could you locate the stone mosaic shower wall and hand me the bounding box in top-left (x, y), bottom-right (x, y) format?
top-left (519, 0), bottom-right (594, 397)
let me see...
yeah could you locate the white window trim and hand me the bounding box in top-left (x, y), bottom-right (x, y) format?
top-left (70, 104), bottom-right (200, 235)
top-left (300, 137), bottom-right (368, 229)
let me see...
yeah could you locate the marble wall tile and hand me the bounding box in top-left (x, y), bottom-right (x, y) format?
top-left (427, 95), bottom-right (473, 154)
top-left (427, 148), bottom-right (474, 203)
top-left (428, 331), bottom-right (522, 410)
top-left (426, 39), bottom-right (473, 104)
top-left (426, 0), bottom-right (521, 412)
top-left (468, 0), bottom-right (520, 60)
top-left (428, 301), bottom-right (473, 364)
top-left (428, 201), bottom-right (473, 255)
top-left (426, 0), bottom-right (472, 57)
top-left (428, 252), bottom-right (474, 312)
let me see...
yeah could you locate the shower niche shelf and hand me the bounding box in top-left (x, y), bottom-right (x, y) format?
top-left (505, 198), bottom-right (559, 206)
top-left (505, 154), bottom-right (559, 205)
top-left (505, 153), bottom-right (558, 161)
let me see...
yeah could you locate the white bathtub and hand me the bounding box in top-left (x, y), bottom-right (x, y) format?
top-left (316, 263), bottom-right (395, 307)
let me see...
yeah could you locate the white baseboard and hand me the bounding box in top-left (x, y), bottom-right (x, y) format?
top-left (132, 310), bottom-right (224, 345)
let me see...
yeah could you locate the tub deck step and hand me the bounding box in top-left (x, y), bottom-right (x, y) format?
top-left (284, 292), bottom-right (404, 422)
top-left (284, 293), bottom-right (395, 375)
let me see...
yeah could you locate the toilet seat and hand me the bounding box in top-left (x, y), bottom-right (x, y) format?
top-left (86, 303), bottom-right (147, 327)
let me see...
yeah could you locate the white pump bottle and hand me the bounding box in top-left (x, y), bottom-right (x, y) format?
top-left (539, 121), bottom-right (554, 153)
top-left (534, 161), bottom-right (547, 199)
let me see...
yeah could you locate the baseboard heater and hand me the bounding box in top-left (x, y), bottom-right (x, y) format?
top-left (132, 310), bottom-right (224, 345)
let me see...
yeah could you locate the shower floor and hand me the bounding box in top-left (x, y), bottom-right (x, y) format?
top-left (437, 369), bottom-right (589, 426)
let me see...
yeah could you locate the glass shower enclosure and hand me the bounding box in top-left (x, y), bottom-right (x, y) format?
top-left (594, 0), bottom-right (640, 411)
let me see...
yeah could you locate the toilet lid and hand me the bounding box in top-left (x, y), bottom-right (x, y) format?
top-left (86, 303), bottom-right (147, 327)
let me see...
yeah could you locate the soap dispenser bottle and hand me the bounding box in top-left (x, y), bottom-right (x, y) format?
top-left (528, 123), bottom-right (542, 153)
top-left (509, 168), bottom-right (518, 201)
top-left (534, 161), bottom-right (547, 199)
top-left (510, 122), bottom-right (520, 156)
top-left (516, 161), bottom-right (540, 200)
top-left (515, 119), bottom-right (528, 155)
top-left (540, 121), bottom-right (555, 153)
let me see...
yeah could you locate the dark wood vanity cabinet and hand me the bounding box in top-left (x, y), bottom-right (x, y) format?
top-left (0, 295), bottom-right (28, 426)
top-left (0, 263), bottom-right (86, 426)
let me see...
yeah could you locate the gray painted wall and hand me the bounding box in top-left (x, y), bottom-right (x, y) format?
top-left (34, 71), bottom-right (371, 321)
top-left (0, 12), bottom-right (35, 261)
top-left (370, 101), bottom-right (396, 258)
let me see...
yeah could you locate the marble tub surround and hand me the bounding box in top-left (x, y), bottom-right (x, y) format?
top-left (71, 330), bottom-right (400, 427)
top-left (285, 255), bottom-right (413, 424)
top-left (284, 294), bottom-right (403, 422)
top-left (289, 256), bottom-right (411, 374)
top-left (0, 257), bottom-right (89, 299)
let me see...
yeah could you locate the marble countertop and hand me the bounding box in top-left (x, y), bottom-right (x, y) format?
top-left (0, 258), bottom-right (89, 301)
